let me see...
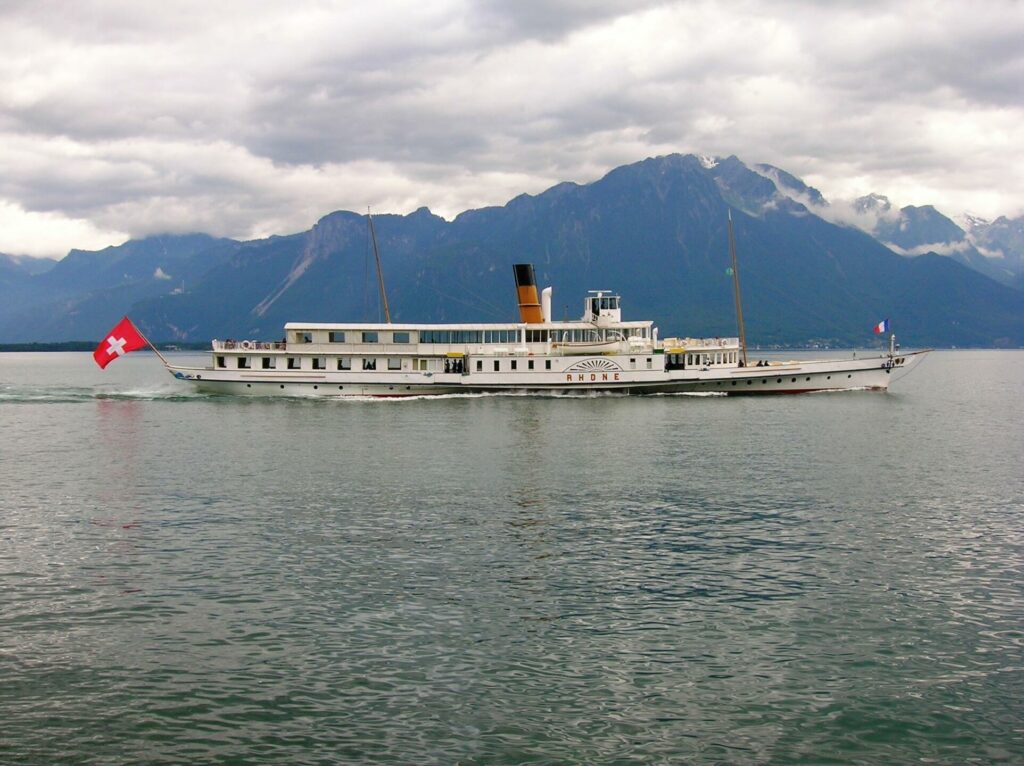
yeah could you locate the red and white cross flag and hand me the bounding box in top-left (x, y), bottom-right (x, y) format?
top-left (93, 317), bottom-right (148, 369)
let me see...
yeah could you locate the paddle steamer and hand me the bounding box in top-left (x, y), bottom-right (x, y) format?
top-left (165, 263), bottom-right (927, 397)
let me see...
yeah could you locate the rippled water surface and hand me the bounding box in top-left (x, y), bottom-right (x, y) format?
top-left (2, 351), bottom-right (1022, 764)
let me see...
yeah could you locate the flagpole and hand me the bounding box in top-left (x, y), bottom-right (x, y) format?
top-left (131, 320), bottom-right (171, 368)
top-left (727, 210), bottom-right (749, 367)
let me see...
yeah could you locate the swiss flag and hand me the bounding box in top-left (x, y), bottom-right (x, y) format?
top-left (93, 317), bottom-right (148, 369)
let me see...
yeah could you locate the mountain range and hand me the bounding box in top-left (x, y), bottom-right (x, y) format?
top-left (2, 154), bottom-right (1023, 347)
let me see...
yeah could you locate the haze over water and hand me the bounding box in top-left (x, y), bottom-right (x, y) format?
top-left (2, 350), bottom-right (1022, 764)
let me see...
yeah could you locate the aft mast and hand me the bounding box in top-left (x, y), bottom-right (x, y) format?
top-left (727, 209), bottom-right (749, 367)
top-left (368, 208), bottom-right (392, 324)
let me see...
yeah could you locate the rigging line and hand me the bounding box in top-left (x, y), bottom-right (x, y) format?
top-left (450, 282), bottom-right (511, 318)
top-left (419, 281), bottom-right (511, 321)
top-left (368, 209), bottom-right (392, 323)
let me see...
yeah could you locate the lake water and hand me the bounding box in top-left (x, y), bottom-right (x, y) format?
top-left (1, 350), bottom-right (1022, 764)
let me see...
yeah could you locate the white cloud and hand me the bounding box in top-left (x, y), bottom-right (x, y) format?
top-left (883, 239), bottom-right (973, 257)
top-left (1, 0), bottom-right (1023, 257)
top-left (0, 200), bottom-right (128, 257)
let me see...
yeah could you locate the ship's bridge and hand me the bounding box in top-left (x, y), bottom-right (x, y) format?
top-left (585, 291), bottom-right (622, 325)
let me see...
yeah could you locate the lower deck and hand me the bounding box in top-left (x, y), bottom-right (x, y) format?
top-left (169, 351), bottom-right (924, 397)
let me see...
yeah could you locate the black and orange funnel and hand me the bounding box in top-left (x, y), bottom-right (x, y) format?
top-left (513, 264), bottom-right (544, 323)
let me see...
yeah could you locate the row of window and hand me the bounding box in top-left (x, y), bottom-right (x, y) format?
top-left (418, 330), bottom-right (520, 344)
top-left (300, 331), bottom-right (411, 344)
top-left (666, 351), bottom-right (738, 367)
top-left (222, 356), bottom-right (406, 370)
top-left (294, 328), bottom-right (649, 345)
top-left (218, 356), bottom-right (658, 373)
top-left (715, 374), bottom-right (851, 387)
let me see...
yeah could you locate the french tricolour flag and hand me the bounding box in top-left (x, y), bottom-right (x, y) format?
top-left (873, 319), bottom-right (890, 334)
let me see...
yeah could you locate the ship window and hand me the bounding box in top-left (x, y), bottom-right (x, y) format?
top-left (421, 329), bottom-right (487, 344)
top-left (328, 331), bottom-right (345, 343)
top-left (415, 359), bottom-right (428, 371)
top-left (545, 360), bottom-right (552, 370)
top-left (287, 357), bottom-right (300, 370)
top-left (362, 331), bottom-right (378, 343)
top-left (476, 360), bottom-right (482, 371)
top-left (363, 358), bottom-right (376, 370)
top-left (313, 357), bottom-right (326, 370)
top-left (262, 357), bottom-right (275, 369)
top-left (483, 330), bottom-right (517, 344)
top-left (216, 355), bottom-right (225, 368)
top-left (300, 332), bottom-right (313, 343)
top-left (338, 358), bottom-right (351, 370)
top-left (388, 358), bottom-right (401, 370)
top-left (646, 358), bottom-right (652, 369)
top-left (238, 357), bottom-right (250, 369)
top-left (393, 332), bottom-right (410, 344)
top-left (493, 360), bottom-right (500, 371)
top-left (528, 360), bottom-right (534, 370)
top-left (511, 360), bottom-right (517, 371)
top-left (630, 358), bottom-right (636, 369)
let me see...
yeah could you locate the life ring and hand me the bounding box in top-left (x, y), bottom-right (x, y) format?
top-left (241, 340), bottom-right (253, 350)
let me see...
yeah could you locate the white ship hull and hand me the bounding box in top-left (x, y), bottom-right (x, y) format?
top-left (167, 350), bottom-right (926, 398)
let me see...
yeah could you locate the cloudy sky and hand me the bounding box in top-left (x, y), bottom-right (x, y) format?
top-left (1, 0), bottom-right (1022, 258)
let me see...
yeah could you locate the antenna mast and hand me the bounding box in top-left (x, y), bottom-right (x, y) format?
top-left (368, 207), bottom-right (392, 324)
top-left (727, 210), bottom-right (749, 367)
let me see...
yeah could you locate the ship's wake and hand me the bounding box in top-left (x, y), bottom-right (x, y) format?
top-left (0, 383), bottom-right (210, 404)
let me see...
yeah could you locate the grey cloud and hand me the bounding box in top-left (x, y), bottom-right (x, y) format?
top-left (1, 0), bottom-right (1023, 257)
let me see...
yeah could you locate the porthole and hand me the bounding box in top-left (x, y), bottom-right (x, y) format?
top-left (338, 385), bottom-right (344, 390)
top-left (791, 377), bottom-right (796, 383)
top-left (732, 380), bottom-right (737, 386)
top-left (246, 383), bottom-right (251, 388)
top-left (777, 378), bottom-right (782, 383)
top-left (806, 377), bottom-right (810, 381)
top-left (406, 386), bottom-right (411, 390)
top-left (762, 379), bottom-right (767, 384)
top-left (747, 380), bottom-right (753, 385)
top-left (313, 385), bottom-right (318, 390)
top-left (847, 374), bottom-right (852, 378)
top-left (196, 375), bottom-right (202, 379)
top-left (827, 375), bottom-right (831, 380)
top-left (280, 384), bottom-right (285, 389)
